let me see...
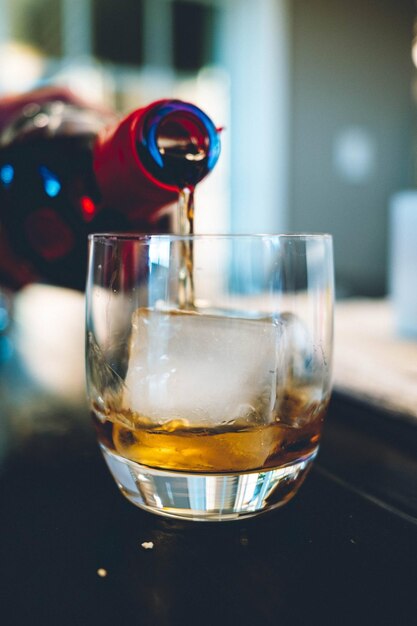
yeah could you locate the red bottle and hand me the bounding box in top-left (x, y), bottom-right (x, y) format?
top-left (0, 89), bottom-right (220, 291)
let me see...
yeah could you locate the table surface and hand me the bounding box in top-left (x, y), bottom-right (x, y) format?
top-left (1, 363), bottom-right (417, 625)
top-left (334, 298), bottom-right (417, 422)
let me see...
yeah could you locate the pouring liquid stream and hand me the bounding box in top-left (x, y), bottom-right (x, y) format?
top-left (156, 130), bottom-right (209, 310)
top-left (177, 186), bottom-right (195, 310)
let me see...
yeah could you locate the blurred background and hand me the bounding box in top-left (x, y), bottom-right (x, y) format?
top-left (0, 2), bottom-right (416, 567)
top-left (0, 0), bottom-right (415, 297)
top-left (1, 6), bottom-right (417, 620)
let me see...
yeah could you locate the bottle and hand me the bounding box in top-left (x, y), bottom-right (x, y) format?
top-left (0, 90), bottom-right (220, 291)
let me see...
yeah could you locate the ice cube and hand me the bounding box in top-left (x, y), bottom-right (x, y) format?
top-left (123, 309), bottom-right (284, 425)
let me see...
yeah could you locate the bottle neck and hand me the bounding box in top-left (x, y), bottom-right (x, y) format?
top-left (93, 103), bottom-right (179, 221)
top-left (93, 99), bottom-right (221, 219)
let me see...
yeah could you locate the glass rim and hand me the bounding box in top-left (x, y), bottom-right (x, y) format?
top-left (88, 232), bottom-right (333, 243)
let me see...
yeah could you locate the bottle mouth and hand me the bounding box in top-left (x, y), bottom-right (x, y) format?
top-left (135, 100), bottom-right (221, 189)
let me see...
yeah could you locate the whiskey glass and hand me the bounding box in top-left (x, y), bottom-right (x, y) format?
top-left (86, 234), bottom-right (334, 521)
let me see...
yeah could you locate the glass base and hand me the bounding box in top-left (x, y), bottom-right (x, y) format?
top-left (101, 445), bottom-right (318, 522)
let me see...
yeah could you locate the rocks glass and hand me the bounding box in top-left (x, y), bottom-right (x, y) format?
top-left (86, 234), bottom-right (333, 521)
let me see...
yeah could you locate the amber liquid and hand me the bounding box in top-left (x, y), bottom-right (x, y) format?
top-left (93, 387), bottom-right (327, 474)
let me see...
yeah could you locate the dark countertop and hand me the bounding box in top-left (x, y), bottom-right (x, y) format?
top-left (1, 374), bottom-right (417, 626)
